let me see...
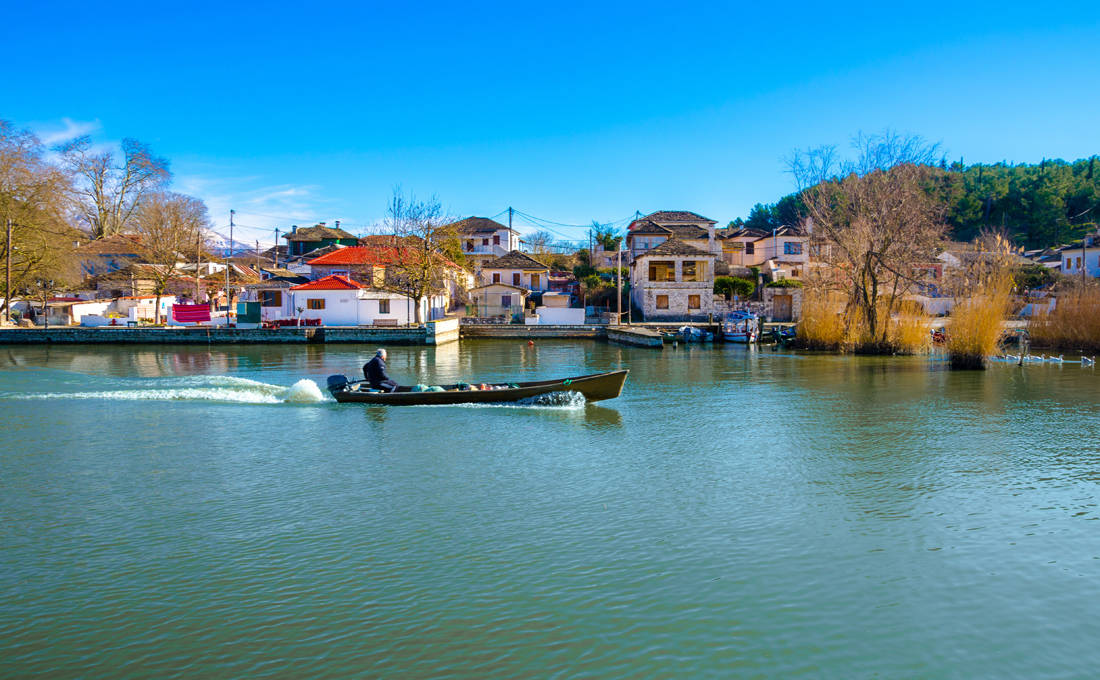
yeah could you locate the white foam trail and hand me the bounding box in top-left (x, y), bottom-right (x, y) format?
top-left (9, 377), bottom-right (327, 405)
top-left (281, 378), bottom-right (326, 403)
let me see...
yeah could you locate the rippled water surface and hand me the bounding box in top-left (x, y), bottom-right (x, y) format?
top-left (1, 341), bottom-right (1099, 678)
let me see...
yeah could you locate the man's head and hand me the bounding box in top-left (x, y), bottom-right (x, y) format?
top-left (376, 348), bottom-right (387, 360)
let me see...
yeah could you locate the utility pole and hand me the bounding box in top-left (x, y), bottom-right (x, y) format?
top-left (195, 233), bottom-right (202, 299)
top-left (225, 209), bottom-right (235, 318)
top-left (255, 239), bottom-right (260, 273)
top-left (5, 219), bottom-right (11, 324)
top-left (616, 240), bottom-right (622, 325)
top-left (274, 228), bottom-right (280, 268)
top-left (508, 206), bottom-right (513, 231)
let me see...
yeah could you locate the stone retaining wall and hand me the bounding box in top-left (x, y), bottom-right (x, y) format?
top-left (0, 326), bottom-right (429, 345)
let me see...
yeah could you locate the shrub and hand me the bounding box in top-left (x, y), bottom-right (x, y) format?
top-left (766, 278), bottom-right (804, 288)
top-left (714, 276), bottom-right (754, 299)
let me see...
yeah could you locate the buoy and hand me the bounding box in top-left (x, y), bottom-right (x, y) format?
top-left (527, 340), bottom-right (534, 346)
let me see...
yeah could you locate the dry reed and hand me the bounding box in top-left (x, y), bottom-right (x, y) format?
top-left (1029, 284), bottom-right (1100, 352)
top-left (796, 288), bottom-right (847, 350)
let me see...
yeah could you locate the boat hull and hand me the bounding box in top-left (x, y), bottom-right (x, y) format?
top-left (331, 370), bottom-right (628, 405)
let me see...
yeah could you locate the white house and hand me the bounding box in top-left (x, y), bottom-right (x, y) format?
top-left (479, 250), bottom-right (551, 291)
top-left (450, 217), bottom-right (522, 269)
top-left (1059, 237), bottom-right (1100, 278)
top-left (288, 275), bottom-right (446, 326)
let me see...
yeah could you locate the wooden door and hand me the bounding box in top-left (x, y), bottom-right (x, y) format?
top-left (773, 294), bottom-right (792, 321)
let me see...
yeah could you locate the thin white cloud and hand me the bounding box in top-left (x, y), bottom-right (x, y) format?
top-left (36, 117), bottom-right (102, 146)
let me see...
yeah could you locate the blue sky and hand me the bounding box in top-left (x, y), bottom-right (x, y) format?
top-left (4, 1), bottom-right (1099, 246)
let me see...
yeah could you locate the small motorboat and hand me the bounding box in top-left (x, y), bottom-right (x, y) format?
top-left (677, 326), bottom-right (714, 343)
top-left (722, 310), bottom-right (759, 343)
top-left (326, 370), bottom-right (628, 405)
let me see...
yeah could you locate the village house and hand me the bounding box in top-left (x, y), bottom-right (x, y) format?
top-left (626, 211), bottom-right (719, 261)
top-left (630, 239), bottom-right (715, 320)
top-left (449, 217), bottom-right (521, 271)
top-left (467, 283), bottom-right (529, 320)
top-left (304, 245), bottom-right (472, 310)
top-left (287, 274), bottom-right (446, 326)
top-left (241, 271), bottom-right (310, 322)
top-left (1057, 231), bottom-right (1100, 278)
top-left (282, 222), bottom-right (359, 257)
top-left (717, 225), bottom-right (810, 279)
top-left (478, 250), bottom-right (551, 292)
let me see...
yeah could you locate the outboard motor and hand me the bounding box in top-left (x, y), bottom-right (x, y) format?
top-left (326, 374), bottom-right (350, 395)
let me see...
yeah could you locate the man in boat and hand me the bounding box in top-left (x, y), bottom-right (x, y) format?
top-left (363, 348), bottom-right (399, 392)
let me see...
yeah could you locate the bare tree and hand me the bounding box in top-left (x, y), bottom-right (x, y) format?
top-left (0, 121), bottom-right (81, 321)
top-left (58, 136), bottom-right (170, 239)
top-left (789, 131), bottom-right (947, 349)
top-left (383, 188), bottom-right (461, 324)
top-left (133, 192), bottom-right (209, 324)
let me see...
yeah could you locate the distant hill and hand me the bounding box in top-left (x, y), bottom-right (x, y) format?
top-left (734, 156), bottom-right (1100, 249)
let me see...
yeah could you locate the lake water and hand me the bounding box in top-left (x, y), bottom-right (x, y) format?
top-left (1, 341), bottom-right (1098, 678)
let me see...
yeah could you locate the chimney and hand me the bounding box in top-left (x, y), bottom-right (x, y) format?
top-left (335, 220), bottom-right (341, 230)
top-left (318, 222), bottom-right (326, 228)
top-left (291, 225), bottom-right (298, 233)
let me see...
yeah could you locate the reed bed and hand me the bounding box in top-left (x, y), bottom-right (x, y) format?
top-left (1029, 284), bottom-right (1100, 352)
top-left (796, 290), bottom-right (929, 354)
top-left (796, 289), bottom-right (847, 350)
top-left (946, 278), bottom-right (1013, 369)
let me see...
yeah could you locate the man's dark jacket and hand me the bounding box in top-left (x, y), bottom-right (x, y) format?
top-left (363, 355), bottom-right (396, 390)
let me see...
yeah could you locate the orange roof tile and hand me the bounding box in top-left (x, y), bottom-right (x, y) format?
top-left (289, 274), bottom-right (365, 291)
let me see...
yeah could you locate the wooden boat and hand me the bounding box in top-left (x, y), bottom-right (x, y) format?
top-left (326, 370), bottom-right (628, 405)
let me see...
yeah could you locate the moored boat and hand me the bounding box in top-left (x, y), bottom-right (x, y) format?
top-left (722, 310), bottom-right (759, 343)
top-left (326, 370), bottom-right (628, 405)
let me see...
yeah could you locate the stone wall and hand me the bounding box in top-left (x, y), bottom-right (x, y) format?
top-left (0, 326), bottom-right (430, 345)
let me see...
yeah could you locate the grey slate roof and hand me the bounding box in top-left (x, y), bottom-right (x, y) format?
top-left (639, 238), bottom-right (712, 257)
top-left (645, 210), bottom-right (717, 225)
top-left (482, 250), bottom-right (550, 270)
top-left (450, 217), bottom-right (513, 234)
top-left (284, 224), bottom-right (357, 242)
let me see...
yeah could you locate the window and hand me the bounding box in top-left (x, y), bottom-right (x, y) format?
top-left (330, 269), bottom-right (349, 277)
top-left (378, 299), bottom-right (390, 314)
top-left (784, 242), bottom-right (803, 255)
top-left (260, 290), bottom-right (282, 307)
top-left (745, 242), bottom-right (755, 255)
top-left (530, 273), bottom-right (540, 288)
top-left (513, 273), bottom-right (521, 286)
top-left (682, 261), bottom-right (704, 282)
top-left (465, 240), bottom-right (474, 251)
top-left (501, 294), bottom-right (512, 308)
top-left (493, 234), bottom-right (500, 245)
top-left (688, 295), bottom-right (701, 309)
top-left (649, 261), bottom-right (675, 282)
top-left (1078, 257), bottom-right (1083, 269)
top-left (656, 295), bottom-right (669, 309)
top-left (307, 298), bottom-right (325, 310)
top-left (1066, 259), bottom-right (1071, 269)
top-left (482, 238), bottom-right (489, 246)
top-left (492, 272), bottom-right (501, 284)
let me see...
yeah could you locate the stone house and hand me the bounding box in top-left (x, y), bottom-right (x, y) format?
top-left (478, 250), bottom-right (551, 292)
top-left (626, 210), bottom-right (718, 261)
top-left (283, 222), bottom-right (359, 257)
top-left (629, 239), bottom-right (715, 320)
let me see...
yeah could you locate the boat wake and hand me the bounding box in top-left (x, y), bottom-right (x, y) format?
top-left (8, 375), bottom-right (327, 405)
top-left (438, 390), bottom-right (587, 410)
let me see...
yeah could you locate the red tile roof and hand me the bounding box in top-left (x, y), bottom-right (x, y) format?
top-left (290, 274), bottom-right (365, 291)
top-left (307, 245), bottom-right (462, 270)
